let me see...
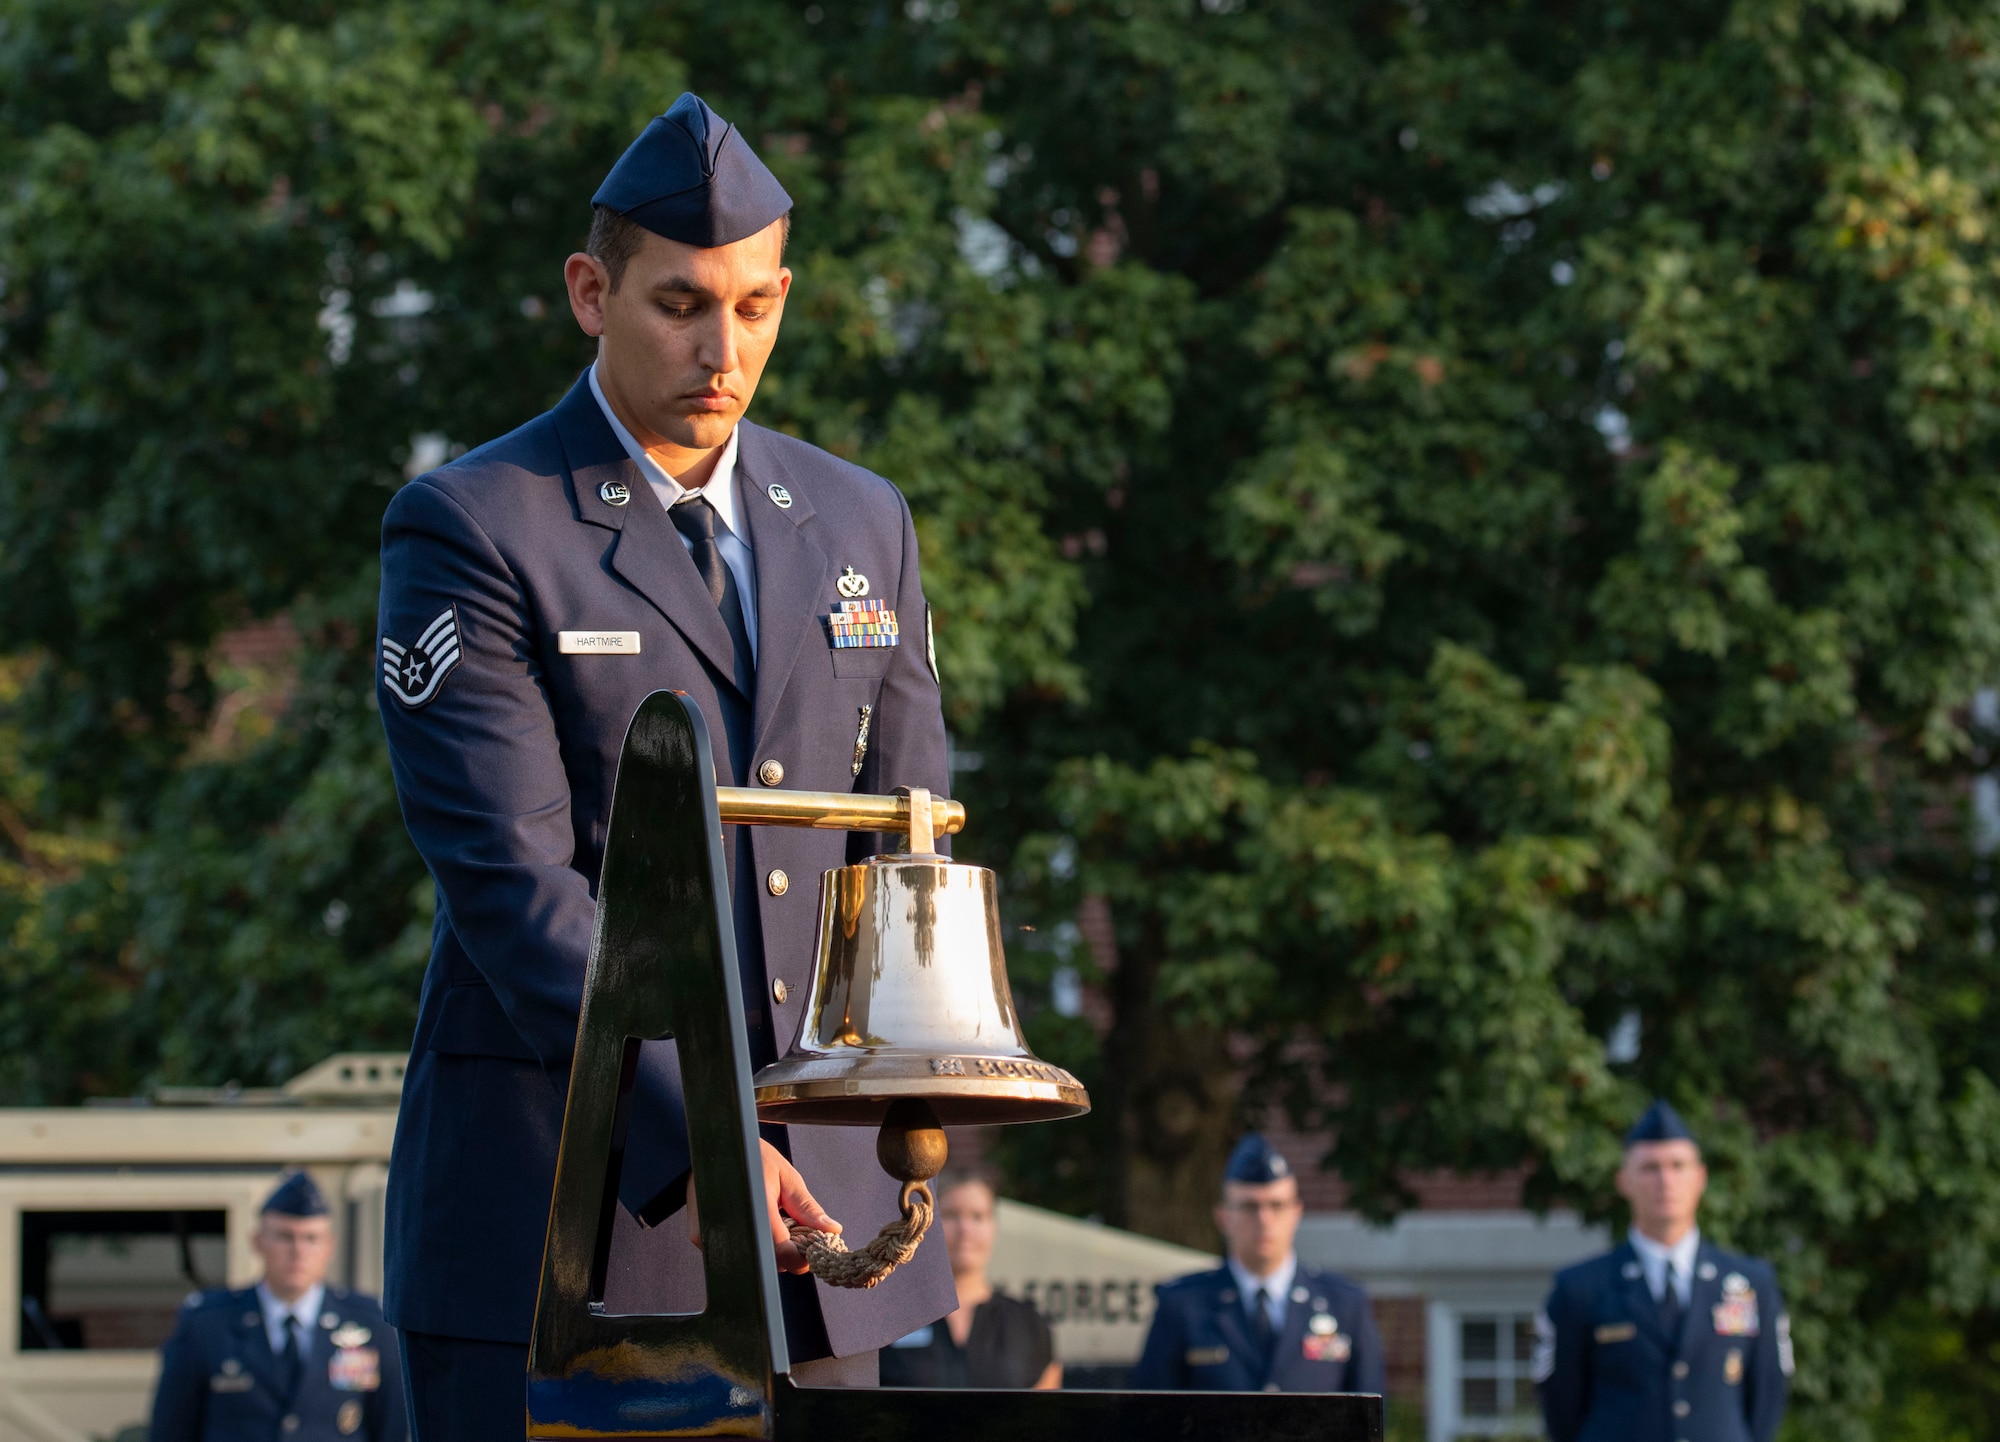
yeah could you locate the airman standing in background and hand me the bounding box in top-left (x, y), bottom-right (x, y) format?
top-left (1536, 1101), bottom-right (1792, 1442)
top-left (151, 1172), bottom-right (405, 1442)
top-left (1131, 1135), bottom-right (1384, 1395)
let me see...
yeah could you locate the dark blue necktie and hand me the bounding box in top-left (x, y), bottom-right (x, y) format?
top-left (280, 1315), bottom-right (304, 1401)
top-left (668, 494), bottom-right (755, 700)
top-left (1659, 1264), bottom-right (1683, 1337)
top-left (1248, 1286), bottom-right (1277, 1371)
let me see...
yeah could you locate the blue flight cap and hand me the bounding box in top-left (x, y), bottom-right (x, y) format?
top-left (1224, 1133), bottom-right (1293, 1185)
top-left (592, 93), bottom-right (793, 249)
top-left (261, 1170), bottom-right (330, 1218)
top-left (1624, 1099), bottom-right (1697, 1149)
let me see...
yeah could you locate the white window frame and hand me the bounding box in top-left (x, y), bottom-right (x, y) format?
top-left (1425, 1299), bottom-right (1542, 1441)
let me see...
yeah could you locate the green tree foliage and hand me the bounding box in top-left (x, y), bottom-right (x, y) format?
top-left (6, 0), bottom-right (2000, 1431)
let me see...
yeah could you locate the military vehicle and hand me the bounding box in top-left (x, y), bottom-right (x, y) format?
top-left (0, 1054), bottom-right (403, 1442)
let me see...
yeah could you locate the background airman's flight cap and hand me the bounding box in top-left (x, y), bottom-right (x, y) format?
top-left (1224, 1133), bottom-right (1293, 1185)
top-left (261, 1169), bottom-right (330, 1217)
top-left (592, 93), bottom-right (793, 248)
top-left (1624, 1098), bottom-right (1697, 1149)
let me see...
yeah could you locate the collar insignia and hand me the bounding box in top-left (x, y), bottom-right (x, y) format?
top-left (599, 480), bottom-right (631, 506)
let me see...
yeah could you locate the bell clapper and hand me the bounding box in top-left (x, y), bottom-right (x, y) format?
top-left (876, 1097), bottom-right (949, 1216)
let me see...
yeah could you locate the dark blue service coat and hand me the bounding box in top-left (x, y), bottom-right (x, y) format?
top-left (1130, 1263), bottom-right (1385, 1395)
top-left (150, 1287), bottom-right (405, 1442)
top-left (374, 376), bottom-right (955, 1361)
top-left (1537, 1240), bottom-right (1790, 1442)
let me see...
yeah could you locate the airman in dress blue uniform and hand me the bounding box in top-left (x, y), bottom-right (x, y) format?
top-left (150, 1173), bottom-right (405, 1442)
top-left (374, 93), bottom-right (955, 1439)
top-left (1131, 1135), bottom-right (1384, 1396)
top-left (1535, 1102), bottom-right (1792, 1442)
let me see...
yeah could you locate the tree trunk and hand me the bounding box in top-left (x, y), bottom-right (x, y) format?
top-left (1098, 907), bottom-right (1238, 1251)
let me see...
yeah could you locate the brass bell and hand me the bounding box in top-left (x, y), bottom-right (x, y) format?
top-left (752, 789), bottom-right (1089, 1128)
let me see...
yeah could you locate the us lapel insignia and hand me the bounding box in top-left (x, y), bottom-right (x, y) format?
top-left (598, 480), bottom-right (630, 506)
top-left (381, 606), bottom-right (462, 709)
top-left (768, 483), bottom-right (793, 509)
top-left (825, 599), bottom-right (899, 648)
top-left (836, 565), bottom-right (870, 598)
top-left (1711, 1273), bottom-right (1760, 1336)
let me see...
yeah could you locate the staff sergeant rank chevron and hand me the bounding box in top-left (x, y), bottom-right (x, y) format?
top-left (380, 606), bottom-right (462, 709)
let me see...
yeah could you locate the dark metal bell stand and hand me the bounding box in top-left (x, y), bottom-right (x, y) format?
top-left (525, 690), bottom-right (1382, 1441)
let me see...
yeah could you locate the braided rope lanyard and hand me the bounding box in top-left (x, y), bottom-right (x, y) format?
top-left (787, 1181), bottom-right (935, 1289)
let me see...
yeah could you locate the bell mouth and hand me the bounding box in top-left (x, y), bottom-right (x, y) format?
top-left (753, 1051), bottom-right (1089, 1127)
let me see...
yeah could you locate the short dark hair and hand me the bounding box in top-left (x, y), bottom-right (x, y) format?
top-left (935, 1164), bottom-right (1004, 1203)
top-left (587, 206), bottom-right (793, 292)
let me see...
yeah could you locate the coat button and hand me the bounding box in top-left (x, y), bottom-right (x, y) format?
top-left (1673, 1400), bottom-right (1691, 1417)
top-left (772, 979), bottom-right (790, 1005)
top-left (758, 759), bottom-right (785, 786)
top-left (767, 869), bottom-right (789, 896)
top-left (282, 1418), bottom-right (301, 1434)
top-left (1673, 1361), bottom-right (1689, 1379)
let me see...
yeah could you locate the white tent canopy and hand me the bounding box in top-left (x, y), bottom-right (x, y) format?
top-left (986, 1201), bottom-right (1217, 1366)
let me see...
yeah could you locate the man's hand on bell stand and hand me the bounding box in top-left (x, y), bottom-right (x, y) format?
top-left (687, 1138), bottom-right (842, 1274)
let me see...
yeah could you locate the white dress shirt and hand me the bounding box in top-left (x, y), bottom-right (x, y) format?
top-left (1227, 1252), bottom-right (1298, 1334)
top-left (588, 363), bottom-right (758, 660)
top-left (1628, 1226), bottom-right (1699, 1306)
top-left (255, 1280), bottom-right (324, 1359)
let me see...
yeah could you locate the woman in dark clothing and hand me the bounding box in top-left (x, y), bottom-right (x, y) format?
top-left (880, 1168), bottom-right (1061, 1389)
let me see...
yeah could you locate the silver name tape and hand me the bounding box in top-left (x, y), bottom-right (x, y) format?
top-left (558, 631), bottom-right (641, 655)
